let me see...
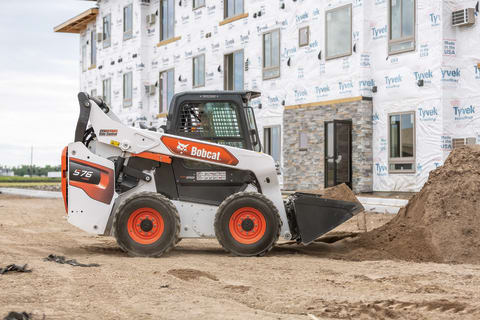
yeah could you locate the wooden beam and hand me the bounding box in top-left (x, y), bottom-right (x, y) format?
top-left (219, 13), bottom-right (249, 26)
top-left (284, 96), bottom-right (364, 110)
top-left (54, 8), bottom-right (99, 33)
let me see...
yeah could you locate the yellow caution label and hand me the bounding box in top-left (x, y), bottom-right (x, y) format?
top-left (110, 140), bottom-right (120, 147)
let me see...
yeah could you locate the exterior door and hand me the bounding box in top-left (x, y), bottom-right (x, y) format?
top-left (324, 120), bottom-right (352, 189)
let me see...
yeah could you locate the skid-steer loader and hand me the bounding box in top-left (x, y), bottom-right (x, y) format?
top-left (61, 91), bottom-right (362, 257)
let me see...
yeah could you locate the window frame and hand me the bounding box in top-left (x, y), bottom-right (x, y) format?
top-left (262, 28), bottom-right (281, 81)
top-left (90, 29), bottom-right (96, 67)
top-left (160, 0), bottom-right (175, 41)
top-left (388, 111), bottom-right (416, 174)
top-left (192, 54), bottom-right (206, 88)
top-left (224, 49), bottom-right (244, 90)
top-left (325, 4), bottom-right (352, 61)
top-left (159, 68), bottom-right (175, 113)
top-left (102, 78), bottom-right (111, 106)
top-left (193, 0), bottom-right (205, 10)
top-left (298, 26), bottom-right (310, 47)
top-left (102, 14), bottom-right (111, 48)
top-left (388, 0), bottom-right (416, 55)
top-left (123, 72), bottom-right (133, 108)
top-left (123, 3), bottom-right (133, 41)
top-left (81, 44), bottom-right (87, 72)
top-left (224, 0), bottom-right (244, 19)
top-left (263, 125), bottom-right (282, 163)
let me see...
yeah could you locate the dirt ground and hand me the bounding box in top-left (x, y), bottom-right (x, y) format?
top-left (1, 195), bottom-right (480, 320)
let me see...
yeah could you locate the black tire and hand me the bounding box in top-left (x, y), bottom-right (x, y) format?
top-left (214, 192), bottom-right (281, 257)
top-left (113, 192), bottom-right (180, 257)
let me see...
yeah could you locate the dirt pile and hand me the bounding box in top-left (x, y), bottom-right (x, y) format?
top-left (300, 183), bottom-right (364, 209)
top-left (352, 145), bottom-right (480, 264)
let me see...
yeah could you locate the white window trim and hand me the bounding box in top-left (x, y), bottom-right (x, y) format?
top-left (299, 26), bottom-right (310, 47)
top-left (263, 125), bottom-right (282, 163)
top-left (388, 111), bottom-right (416, 174)
top-left (102, 78), bottom-right (111, 106)
top-left (325, 4), bottom-right (352, 61)
top-left (224, 49), bottom-right (244, 90)
top-left (262, 28), bottom-right (281, 81)
top-left (192, 54), bottom-right (205, 88)
top-left (123, 3), bottom-right (133, 41)
top-left (388, 0), bottom-right (416, 55)
top-left (123, 72), bottom-right (133, 108)
top-left (159, 68), bottom-right (175, 113)
top-left (224, 0), bottom-right (244, 19)
top-left (90, 29), bottom-right (96, 67)
top-left (160, 0), bottom-right (175, 41)
top-left (103, 14), bottom-right (111, 49)
top-left (81, 44), bottom-right (87, 72)
top-left (193, 0), bottom-right (205, 10)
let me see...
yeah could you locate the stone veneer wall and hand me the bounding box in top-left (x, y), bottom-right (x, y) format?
top-left (283, 98), bottom-right (373, 193)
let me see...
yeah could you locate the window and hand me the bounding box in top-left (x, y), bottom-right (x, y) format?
top-left (103, 78), bottom-right (111, 105)
top-left (160, 69), bottom-right (174, 113)
top-left (160, 0), bottom-right (174, 41)
top-left (90, 30), bottom-right (96, 67)
top-left (123, 72), bottom-right (133, 107)
top-left (193, 0), bottom-right (205, 9)
top-left (299, 26), bottom-right (309, 47)
top-left (224, 50), bottom-right (244, 90)
top-left (389, 0), bottom-right (415, 54)
top-left (262, 29), bottom-right (280, 80)
top-left (299, 132), bottom-right (308, 151)
top-left (91, 89), bottom-right (97, 98)
top-left (453, 137), bottom-right (476, 149)
top-left (193, 54), bottom-right (205, 88)
top-left (176, 102), bottom-right (245, 148)
top-left (103, 14), bottom-right (111, 48)
top-left (81, 45), bottom-right (87, 72)
top-left (264, 126), bottom-right (281, 163)
top-left (123, 4), bottom-right (133, 41)
top-left (224, 0), bottom-right (243, 19)
top-left (389, 112), bottom-right (415, 173)
top-left (325, 4), bottom-right (352, 60)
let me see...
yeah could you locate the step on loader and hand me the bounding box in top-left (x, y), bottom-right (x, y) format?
top-left (61, 91), bottom-right (363, 257)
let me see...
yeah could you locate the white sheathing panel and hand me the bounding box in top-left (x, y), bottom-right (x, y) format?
top-left (78, 0), bottom-right (480, 192)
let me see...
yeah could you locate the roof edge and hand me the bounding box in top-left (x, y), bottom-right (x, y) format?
top-left (54, 8), bottom-right (98, 34)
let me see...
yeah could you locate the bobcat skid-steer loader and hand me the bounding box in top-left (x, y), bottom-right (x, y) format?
top-left (61, 92), bottom-right (362, 257)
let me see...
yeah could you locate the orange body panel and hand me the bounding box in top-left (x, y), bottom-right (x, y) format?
top-left (132, 152), bottom-right (172, 164)
top-left (69, 158), bottom-right (115, 205)
top-left (161, 136), bottom-right (239, 166)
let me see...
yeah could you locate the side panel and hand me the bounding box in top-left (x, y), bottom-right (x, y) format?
top-left (173, 200), bottom-right (217, 238)
top-left (67, 142), bottom-right (117, 234)
top-left (90, 102), bottom-right (291, 239)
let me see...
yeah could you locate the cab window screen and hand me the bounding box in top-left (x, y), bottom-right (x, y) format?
top-left (177, 102), bottom-right (244, 148)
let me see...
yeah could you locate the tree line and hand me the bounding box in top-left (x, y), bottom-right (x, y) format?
top-left (1, 165), bottom-right (61, 177)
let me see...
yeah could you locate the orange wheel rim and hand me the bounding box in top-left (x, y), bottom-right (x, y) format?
top-left (228, 207), bottom-right (267, 245)
top-left (127, 208), bottom-right (164, 245)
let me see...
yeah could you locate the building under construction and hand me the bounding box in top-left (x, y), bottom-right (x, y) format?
top-left (55, 0), bottom-right (480, 192)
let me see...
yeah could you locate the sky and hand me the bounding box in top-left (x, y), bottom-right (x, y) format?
top-left (0, 0), bottom-right (95, 167)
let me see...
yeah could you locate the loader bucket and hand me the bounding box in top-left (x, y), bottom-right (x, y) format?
top-left (290, 192), bottom-right (364, 245)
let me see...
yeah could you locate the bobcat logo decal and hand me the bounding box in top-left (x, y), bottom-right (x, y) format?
top-left (177, 142), bottom-right (189, 154)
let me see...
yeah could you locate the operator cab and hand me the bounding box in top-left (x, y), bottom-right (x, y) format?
top-left (165, 91), bottom-right (262, 152)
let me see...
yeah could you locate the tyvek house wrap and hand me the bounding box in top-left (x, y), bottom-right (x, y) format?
top-left (78, 0), bottom-right (480, 192)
